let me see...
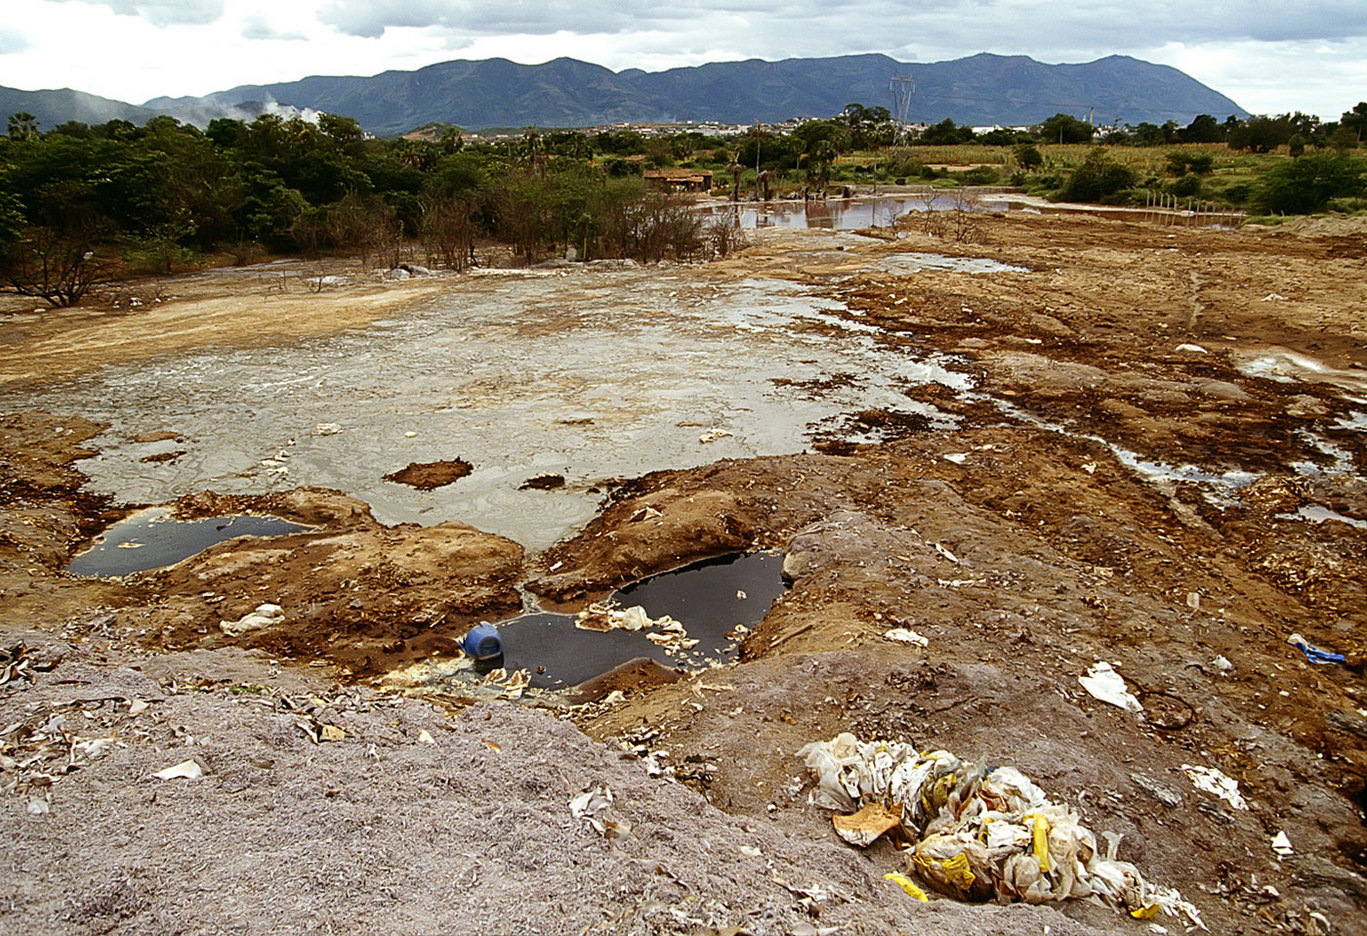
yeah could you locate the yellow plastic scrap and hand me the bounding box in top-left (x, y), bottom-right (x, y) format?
top-left (913, 851), bottom-right (976, 895)
top-left (1026, 812), bottom-right (1051, 874)
top-left (1130, 904), bottom-right (1160, 920)
top-left (884, 872), bottom-right (930, 902)
top-left (921, 771), bottom-right (958, 819)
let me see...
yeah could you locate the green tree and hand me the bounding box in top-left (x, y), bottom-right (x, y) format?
top-left (1182, 114), bottom-right (1224, 143)
top-left (1060, 149), bottom-right (1135, 203)
top-left (918, 118), bottom-right (974, 145)
top-left (1340, 102), bottom-right (1366, 144)
top-left (1252, 152), bottom-right (1365, 214)
top-left (7, 112), bottom-right (39, 141)
top-left (1037, 113), bottom-right (1093, 145)
top-left (1014, 143), bottom-right (1043, 171)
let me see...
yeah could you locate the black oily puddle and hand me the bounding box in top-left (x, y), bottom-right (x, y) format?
top-left (493, 551), bottom-right (788, 689)
top-left (65, 507), bottom-right (309, 578)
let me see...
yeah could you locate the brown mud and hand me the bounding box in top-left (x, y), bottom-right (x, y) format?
top-left (3, 212), bottom-right (1367, 934)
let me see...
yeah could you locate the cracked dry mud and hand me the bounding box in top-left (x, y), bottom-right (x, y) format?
top-left (2, 210), bottom-right (1366, 935)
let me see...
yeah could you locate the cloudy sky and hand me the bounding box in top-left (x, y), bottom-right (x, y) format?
top-left (1, 0), bottom-right (1363, 120)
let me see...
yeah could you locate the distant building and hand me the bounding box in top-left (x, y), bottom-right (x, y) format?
top-left (642, 168), bottom-right (715, 193)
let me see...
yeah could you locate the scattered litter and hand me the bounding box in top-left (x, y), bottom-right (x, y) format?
top-left (1081, 461), bottom-right (1098, 474)
top-left (575, 603), bottom-right (697, 651)
top-left (220, 603), bottom-right (285, 637)
top-left (1287, 633), bottom-right (1346, 665)
top-left (313, 423), bottom-right (342, 436)
top-left (798, 733), bottom-right (1203, 928)
top-left (833, 801), bottom-right (903, 847)
top-left (1211, 655), bottom-right (1233, 674)
top-left (1271, 831), bottom-right (1293, 857)
top-left (1182, 764), bottom-right (1248, 810)
top-left (1261, 293), bottom-right (1288, 302)
top-left (320, 725), bottom-right (346, 741)
top-left (736, 590), bottom-right (747, 600)
top-left (0, 643), bottom-right (58, 686)
top-left (152, 759), bottom-right (204, 781)
top-left (1078, 662), bottom-right (1143, 713)
top-left (936, 578), bottom-right (982, 588)
top-left (481, 667), bottom-right (532, 700)
top-left (1186, 591), bottom-right (1201, 611)
top-left (882, 628), bottom-right (929, 648)
top-left (26, 795), bottom-right (50, 815)
top-left (418, 729), bottom-right (436, 745)
top-left (698, 429), bottom-right (733, 444)
top-left (404, 431), bottom-right (417, 438)
top-left (1175, 343), bottom-right (1208, 354)
top-left (933, 542), bottom-right (960, 564)
top-left (884, 872), bottom-right (929, 901)
top-left (627, 506), bottom-right (663, 523)
top-left (569, 785), bottom-right (632, 839)
top-left (943, 453), bottom-right (969, 464)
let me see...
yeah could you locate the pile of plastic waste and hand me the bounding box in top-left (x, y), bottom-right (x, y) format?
top-left (798, 733), bottom-right (1204, 929)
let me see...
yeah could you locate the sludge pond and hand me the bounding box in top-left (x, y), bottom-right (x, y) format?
top-left (9, 229), bottom-right (1031, 692)
top-left (14, 235), bottom-right (1022, 552)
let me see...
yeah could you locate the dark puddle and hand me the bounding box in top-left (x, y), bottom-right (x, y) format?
top-left (493, 552), bottom-right (788, 689)
top-left (65, 507), bottom-right (309, 578)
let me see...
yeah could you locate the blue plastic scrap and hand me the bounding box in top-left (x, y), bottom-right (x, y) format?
top-left (463, 622), bottom-right (504, 660)
top-left (1287, 633), bottom-right (1346, 665)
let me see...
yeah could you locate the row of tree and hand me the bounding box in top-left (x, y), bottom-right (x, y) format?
top-left (0, 113), bottom-right (743, 305)
top-left (1, 101), bottom-right (1364, 305)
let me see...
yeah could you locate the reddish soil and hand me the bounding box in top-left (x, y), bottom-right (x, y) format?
top-left (3, 211), bottom-right (1366, 934)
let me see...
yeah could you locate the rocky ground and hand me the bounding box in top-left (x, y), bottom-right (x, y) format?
top-left (2, 209), bottom-right (1365, 935)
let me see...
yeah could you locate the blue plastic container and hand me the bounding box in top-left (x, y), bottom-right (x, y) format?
top-left (462, 622), bottom-right (504, 660)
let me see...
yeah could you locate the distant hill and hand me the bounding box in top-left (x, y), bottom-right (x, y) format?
top-left (4, 53), bottom-right (1246, 137)
top-left (143, 53), bottom-right (1246, 136)
top-left (0, 86), bottom-right (155, 130)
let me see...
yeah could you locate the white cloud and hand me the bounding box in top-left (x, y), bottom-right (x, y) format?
top-left (0, 28), bottom-right (30, 54)
top-left (241, 15), bottom-right (304, 41)
top-left (0, 0), bottom-right (1363, 119)
top-left (50, 0), bottom-right (226, 26)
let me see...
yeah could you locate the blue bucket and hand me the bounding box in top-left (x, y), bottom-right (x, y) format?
top-left (463, 623), bottom-right (503, 660)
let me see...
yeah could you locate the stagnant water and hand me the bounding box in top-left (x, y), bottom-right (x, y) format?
top-left (64, 507), bottom-right (309, 578)
top-left (495, 551), bottom-right (787, 689)
top-left (704, 194), bottom-right (1011, 230)
top-left (6, 241), bottom-right (1024, 551)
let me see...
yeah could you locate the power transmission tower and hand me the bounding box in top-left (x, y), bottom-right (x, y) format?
top-left (891, 74), bottom-right (915, 144)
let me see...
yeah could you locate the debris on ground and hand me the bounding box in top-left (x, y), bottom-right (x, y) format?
top-left (569, 784), bottom-right (632, 839)
top-left (220, 603), bottom-right (285, 637)
top-left (575, 603), bottom-right (698, 653)
top-left (1181, 765), bottom-right (1248, 811)
top-left (1287, 632), bottom-right (1347, 665)
top-left (1078, 662), bottom-right (1143, 713)
top-left (882, 628), bottom-right (929, 647)
top-left (152, 759), bottom-right (204, 780)
top-left (798, 733), bottom-right (1204, 928)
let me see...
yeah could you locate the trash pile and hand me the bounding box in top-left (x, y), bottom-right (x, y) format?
top-left (575, 603), bottom-right (699, 655)
top-left (798, 733), bottom-right (1204, 929)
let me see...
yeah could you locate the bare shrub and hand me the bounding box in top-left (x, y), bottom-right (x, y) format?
top-left (420, 195), bottom-right (478, 271)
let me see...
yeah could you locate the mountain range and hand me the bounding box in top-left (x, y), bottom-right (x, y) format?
top-left (3, 52), bottom-right (1247, 137)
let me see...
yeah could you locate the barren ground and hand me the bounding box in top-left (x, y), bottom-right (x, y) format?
top-left (2, 211), bottom-right (1365, 935)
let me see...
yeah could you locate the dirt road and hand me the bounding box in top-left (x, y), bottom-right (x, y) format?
top-left (2, 211), bottom-right (1365, 934)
